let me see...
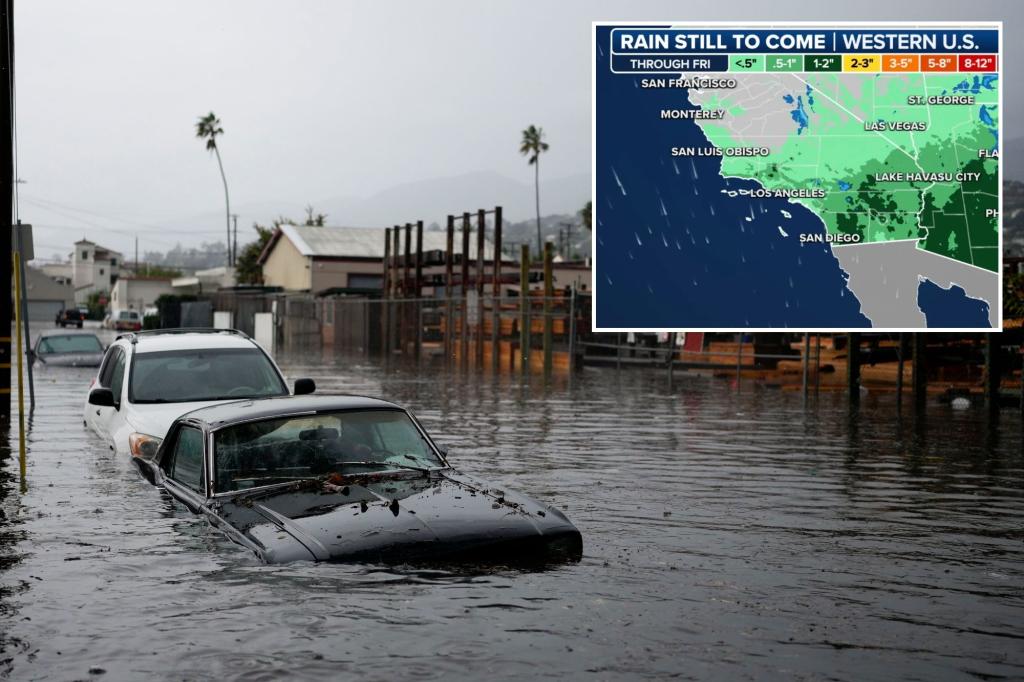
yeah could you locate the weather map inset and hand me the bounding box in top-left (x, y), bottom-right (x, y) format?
top-left (593, 23), bottom-right (1002, 331)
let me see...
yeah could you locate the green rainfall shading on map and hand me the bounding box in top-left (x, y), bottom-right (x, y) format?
top-left (691, 72), bottom-right (999, 272)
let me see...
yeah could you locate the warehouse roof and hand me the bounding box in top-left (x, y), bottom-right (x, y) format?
top-left (258, 224), bottom-right (495, 264)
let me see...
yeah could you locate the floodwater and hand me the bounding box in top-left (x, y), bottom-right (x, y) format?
top-left (2, 328), bottom-right (1023, 680)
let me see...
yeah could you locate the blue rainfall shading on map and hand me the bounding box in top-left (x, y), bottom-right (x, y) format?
top-left (917, 279), bottom-right (991, 328)
top-left (595, 26), bottom-right (870, 328)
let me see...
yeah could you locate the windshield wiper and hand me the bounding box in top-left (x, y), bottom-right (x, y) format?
top-left (333, 461), bottom-right (433, 474)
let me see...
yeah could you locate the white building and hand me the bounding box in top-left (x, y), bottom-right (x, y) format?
top-left (110, 276), bottom-right (175, 312)
top-left (71, 239), bottom-right (123, 304)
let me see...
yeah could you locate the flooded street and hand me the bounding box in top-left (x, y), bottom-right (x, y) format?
top-left (2, 329), bottom-right (1023, 680)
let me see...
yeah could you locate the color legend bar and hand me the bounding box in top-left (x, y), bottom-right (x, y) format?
top-left (728, 55), bottom-right (764, 72)
top-left (843, 54), bottom-right (880, 72)
top-left (882, 54), bottom-right (919, 72)
top-left (805, 54), bottom-right (841, 71)
top-left (959, 54), bottom-right (997, 71)
top-left (921, 54), bottom-right (957, 72)
top-left (766, 54), bottom-right (803, 72)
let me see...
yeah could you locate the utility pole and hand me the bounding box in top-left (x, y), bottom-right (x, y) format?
top-left (231, 213), bottom-right (238, 267)
top-left (1, 0), bottom-right (15, 425)
top-left (559, 221), bottom-right (575, 260)
top-left (135, 235), bottom-right (139, 274)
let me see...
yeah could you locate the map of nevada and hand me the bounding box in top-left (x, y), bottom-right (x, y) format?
top-left (688, 71), bottom-right (998, 327)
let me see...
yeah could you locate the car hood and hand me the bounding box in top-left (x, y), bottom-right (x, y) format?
top-left (215, 470), bottom-right (582, 564)
top-left (126, 400), bottom-right (227, 440)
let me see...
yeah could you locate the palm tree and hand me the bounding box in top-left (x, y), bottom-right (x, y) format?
top-left (519, 125), bottom-right (549, 255)
top-left (195, 112), bottom-right (231, 266)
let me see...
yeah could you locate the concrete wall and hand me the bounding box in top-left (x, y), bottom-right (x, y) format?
top-left (261, 236), bottom-right (312, 291)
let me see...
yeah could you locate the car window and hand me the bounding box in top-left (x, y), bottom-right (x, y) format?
top-left (129, 347), bottom-right (288, 404)
top-left (169, 427), bottom-right (205, 493)
top-left (98, 347), bottom-right (122, 388)
top-left (109, 350), bottom-right (127, 404)
top-left (213, 410), bottom-right (442, 493)
top-left (38, 335), bottom-right (103, 355)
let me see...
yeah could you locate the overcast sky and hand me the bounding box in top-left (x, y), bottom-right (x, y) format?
top-left (14, 0), bottom-right (1017, 260)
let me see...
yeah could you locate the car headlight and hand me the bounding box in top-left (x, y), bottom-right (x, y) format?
top-left (129, 433), bottom-right (163, 458)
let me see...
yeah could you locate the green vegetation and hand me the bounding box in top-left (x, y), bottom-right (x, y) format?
top-left (235, 207), bottom-right (328, 285)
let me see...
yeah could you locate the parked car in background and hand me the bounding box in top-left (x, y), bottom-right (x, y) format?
top-left (83, 329), bottom-right (314, 458)
top-left (34, 330), bottom-right (105, 367)
top-left (77, 306), bottom-right (90, 318)
top-left (132, 395), bottom-right (584, 565)
top-left (104, 309), bottom-right (143, 331)
top-left (55, 308), bottom-right (84, 328)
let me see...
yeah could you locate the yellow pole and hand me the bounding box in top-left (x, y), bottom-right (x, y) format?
top-left (13, 251), bottom-right (26, 487)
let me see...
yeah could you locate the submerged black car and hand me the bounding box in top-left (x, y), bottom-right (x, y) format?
top-left (133, 395), bottom-right (583, 564)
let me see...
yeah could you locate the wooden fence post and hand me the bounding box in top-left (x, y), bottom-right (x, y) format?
top-left (543, 241), bottom-right (553, 376)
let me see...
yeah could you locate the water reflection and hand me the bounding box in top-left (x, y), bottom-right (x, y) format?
top-left (1, 344), bottom-right (1022, 680)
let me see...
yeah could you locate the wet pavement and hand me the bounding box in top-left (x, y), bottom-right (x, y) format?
top-left (2, 326), bottom-right (1023, 680)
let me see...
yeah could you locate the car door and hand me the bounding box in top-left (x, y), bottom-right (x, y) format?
top-left (160, 425), bottom-right (207, 513)
top-left (93, 347), bottom-right (127, 445)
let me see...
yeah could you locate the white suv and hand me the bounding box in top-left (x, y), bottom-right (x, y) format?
top-left (83, 329), bottom-right (314, 457)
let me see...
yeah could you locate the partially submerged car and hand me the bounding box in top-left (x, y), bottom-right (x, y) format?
top-left (34, 330), bottom-right (105, 367)
top-left (133, 395), bottom-right (583, 565)
top-left (55, 308), bottom-right (84, 328)
top-left (84, 328), bottom-right (314, 457)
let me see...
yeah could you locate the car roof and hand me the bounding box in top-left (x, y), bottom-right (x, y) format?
top-left (38, 329), bottom-right (100, 338)
top-left (123, 330), bottom-right (260, 353)
top-left (179, 395), bottom-right (404, 429)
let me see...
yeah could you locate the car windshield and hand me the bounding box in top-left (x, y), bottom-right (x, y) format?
top-left (37, 334), bottom-right (103, 354)
top-left (212, 409), bottom-right (444, 493)
top-left (130, 347), bottom-right (287, 403)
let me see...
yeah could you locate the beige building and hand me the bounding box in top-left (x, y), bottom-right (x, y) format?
top-left (259, 225), bottom-right (494, 293)
top-left (13, 266), bottom-right (74, 320)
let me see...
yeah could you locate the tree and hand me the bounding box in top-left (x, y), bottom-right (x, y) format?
top-left (519, 125), bottom-right (549, 255)
top-left (234, 225), bottom-right (274, 285)
top-left (235, 207), bottom-right (327, 284)
top-left (579, 200), bottom-right (592, 231)
top-left (195, 112), bottom-right (231, 267)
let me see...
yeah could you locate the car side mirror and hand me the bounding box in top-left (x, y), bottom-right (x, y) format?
top-left (88, 387), bottom-right (116, 407)
top-left (294, 378), bottom-right (316, 395)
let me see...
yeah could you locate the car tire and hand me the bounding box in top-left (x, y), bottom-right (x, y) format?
top-left (77, 322), bottom-right (83, 328)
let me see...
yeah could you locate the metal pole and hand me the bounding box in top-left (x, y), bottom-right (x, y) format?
top-left (475, 209), bottom-right (485, 368)
top-left (460, 213), bottom-right (470, 369)
top-left (445, 215), bottom-right (454, 364)
top-left (13, 251), bottom-right (26, 484)
top-left (14, 225), bottom-right (32, 407)
top-left (232, 214), bottom-right (238, 267)
top-left (491, 206), bottom-right (502, 372)
top-left (519, 244), bottom-right (530, 375)
top-left (1, 0), bottom-right (14, 425)
top-left (542, 241), bottom-right (553, 376)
